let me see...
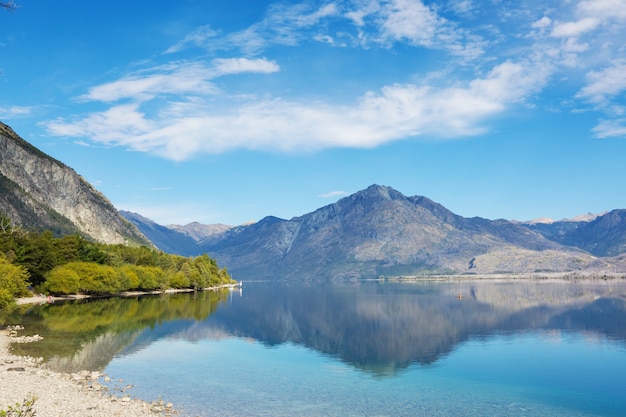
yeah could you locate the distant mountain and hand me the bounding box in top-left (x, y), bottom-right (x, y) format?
top-left (129, 184), bottom-right (603, 280)
top-left (119, 211), bottom-right (200, 255)
top-left (520, 210), bottom-right (626, 257)
top-left (547, 210), bottom-right (626, 257)
top-left (167, 222), bottom-right (232, 246)
top-left (521, 219), bottom-right (587, 242)
top-left (0, 121), bottom-right (151, 246)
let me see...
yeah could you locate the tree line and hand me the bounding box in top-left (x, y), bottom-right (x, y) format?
top-left (0, 213), bottom-right (235, 308)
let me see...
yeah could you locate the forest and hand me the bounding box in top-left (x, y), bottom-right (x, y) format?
top-left (0, 213), bottom-right (235, 309)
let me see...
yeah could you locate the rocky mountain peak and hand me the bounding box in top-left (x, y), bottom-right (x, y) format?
top-left (0, 121), bottom-right (151, 246)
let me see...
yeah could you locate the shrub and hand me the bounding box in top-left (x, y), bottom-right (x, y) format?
top-left (44, 264), bottom-right (80, 295)
top-left (0, 396), bottom-right (36, 417)
top-left (0, 255), bottom-right (29, 308)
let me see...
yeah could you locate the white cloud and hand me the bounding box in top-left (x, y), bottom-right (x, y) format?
top-left (45, 104), bottom-right (155, 148)
top-left (447, 0), bottom-right (476, 16)
top-left (592, 118), bottom-right (626, 138)
top-left (42, 0), bottom-right (626, 154)
top-left (346, 0), bottom-right (486, 59)
top-left (577, 60), bottom-right (626, 103)
top-left (165, 0), bottom-right (484, 61)
top-left (551, 17), bottom-right (600, 38)
top-left (469, 60), bottom-right (551, 103)
top-left (211, 58), bottom-right (280, 75)
top-left (532, 16), bottom-right (552, 29)
top-left (165, 25), bottom-right (219, 54)
top-left (319, 190), bottom-right (349, 198)
top-left (377, 0), bottom-right (442, 46)
top-left (178, 3), bottom-right (341, 55)
top-left (80, 58), bottom-right (278, 103)
top-left (81, 63), bottom-right (218, 103)
top-left (0, 105), bottom-right (32, 118)
top-left (45, 58), bottom-right (547, 161)
top-left (576, 0), bottom-right (626, 21)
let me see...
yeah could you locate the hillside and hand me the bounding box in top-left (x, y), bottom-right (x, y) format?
top-left (128, 185), bottom-right (604, 281)
top-left (524, 210), bottom-right (626, 257)
top-left (0, 121), bottom-right (151, 246)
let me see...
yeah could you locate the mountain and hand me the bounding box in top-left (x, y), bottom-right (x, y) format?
top-left (119, 211), bottom-right (200, 255)
top-left (129, 184), bottom-right (601, 281)
top-left (167, 221), bottom-right (232, 246)
top-left (0, 121), bottom-right (151, 246)
top-left (546, 210), bottom-right (626, 257)
top-left (520, 210), bottom-right (626, 257)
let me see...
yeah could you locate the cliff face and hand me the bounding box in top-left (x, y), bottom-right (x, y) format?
top-left (0, 122), bottom-right (151, 246)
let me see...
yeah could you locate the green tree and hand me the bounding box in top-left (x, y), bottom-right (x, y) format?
top-left (0, 255), bottom-right (28, 308)
top-left (14, 230), bottom-right (56, 286)
top-left (44, 264), bottom-right (80, 295)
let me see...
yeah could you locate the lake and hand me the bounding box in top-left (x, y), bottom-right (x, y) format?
top-left (8, 280), bottom-right (626, 416)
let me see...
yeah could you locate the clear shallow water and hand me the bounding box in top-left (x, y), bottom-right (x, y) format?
top-left (107, 331), bottom-right (626, 417)
top-left (9, 280), bottom-right (626, 416)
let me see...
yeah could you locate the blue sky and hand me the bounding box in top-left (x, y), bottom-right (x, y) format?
top-left (1, 0), bottom-right (625, 226)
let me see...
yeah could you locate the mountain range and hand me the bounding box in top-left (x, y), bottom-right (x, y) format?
top-left (123, 185), bottom-right (626, 281)
top-left (2, 121), bottom-right (626, 281)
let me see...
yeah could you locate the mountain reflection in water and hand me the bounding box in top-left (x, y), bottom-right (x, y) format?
top-left (10, 280), bottom-right (626, 375)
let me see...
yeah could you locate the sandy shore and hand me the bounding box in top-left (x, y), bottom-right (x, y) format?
top-left (0, 326), bottom-right (176, 416)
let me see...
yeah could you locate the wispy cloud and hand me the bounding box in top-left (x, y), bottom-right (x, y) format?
top-left (166, 0), bottom-right (485, 60)
top-left (319, 190), bottom-right (349, 198)
top-left (44, 0), bottom-right (626, 155)
top-left (523, 0), bottom-right (626, 136)
top-left (165, 25), bottom-right (219, 54)
top-left (80, 58), bottom-right (279, 103)
top-left (592, 119), bottom-right (626, 138)
top-left (211, 57), bottom-right (280, 75)
top-left (44, 57), bottom-right (548, 161)
top-left (551, 17), bottom-right (600, 38)
top-left (0, 105), bottom-right (32, 118)
top-left (169, 3), bottom-right (341, 55)
top-left (577, 60), bottom-right (626, 104)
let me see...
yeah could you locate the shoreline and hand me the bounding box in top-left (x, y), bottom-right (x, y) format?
top-left (16, 282), bottom-right (241, 306)
top-left (4, 284), bottom-right (243, 415)
top-left (0, 326), bottom-right (176, 416)
top-left (377, 271), bottom-right (626, 283)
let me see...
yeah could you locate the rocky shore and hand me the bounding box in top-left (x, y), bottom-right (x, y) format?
top-left (0, 326), bottom-right (175, 416)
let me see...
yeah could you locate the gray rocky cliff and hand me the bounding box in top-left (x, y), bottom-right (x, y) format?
top-left (0, 121), bottom-right (151, 246)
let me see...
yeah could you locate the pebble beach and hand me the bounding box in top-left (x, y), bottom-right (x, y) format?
top-left (0, 326), bottom-right (175, 416)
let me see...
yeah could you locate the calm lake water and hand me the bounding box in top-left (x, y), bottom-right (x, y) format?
top-left (8, 280), bottom-right (626, 416)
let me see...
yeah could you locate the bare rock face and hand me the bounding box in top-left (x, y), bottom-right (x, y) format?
top-left (0, 121), bottom-right (151, 246)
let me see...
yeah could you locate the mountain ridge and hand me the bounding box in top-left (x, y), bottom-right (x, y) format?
top-left (125, 184), bottom-right (626, 281)
top-left (0, 121), bottom-right (151, 246)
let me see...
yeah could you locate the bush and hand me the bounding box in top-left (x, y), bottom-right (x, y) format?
top-left (44, 262), bottom-right (120, 295)
top-left (43, 264), bottom-right (80, 295)
top-left (0, 255), bottom-right (29, 309)
top-left (116, 265), bottom-right (140, 291)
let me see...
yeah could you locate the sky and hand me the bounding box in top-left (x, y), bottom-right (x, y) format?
top-left (1, 0), bottom-right (626, 226)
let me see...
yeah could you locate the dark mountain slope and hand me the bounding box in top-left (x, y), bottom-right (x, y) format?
top-left (120, 211), bottom-right (201, 255)
top-left (554, 210), bottom-right (626, 257)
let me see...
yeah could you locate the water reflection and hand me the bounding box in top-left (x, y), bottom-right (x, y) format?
top-left (9, 290), bottom-right (230, 372)
top-left (9, 281), bottom-right (626, 375)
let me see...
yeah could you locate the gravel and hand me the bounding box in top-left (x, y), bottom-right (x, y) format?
top-left (0, 326), bottom-right (176, 416)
